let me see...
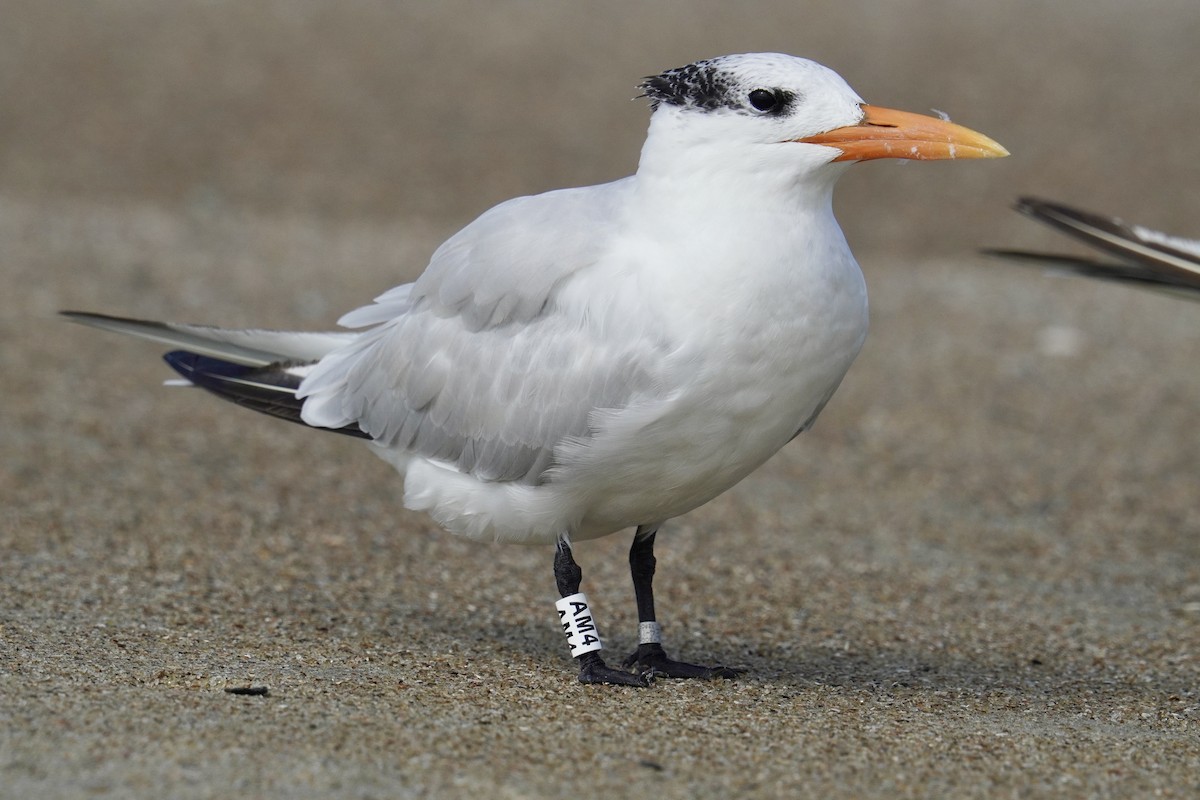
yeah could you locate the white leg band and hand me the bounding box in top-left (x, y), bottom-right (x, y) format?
top-left (638, 621), bottom-right (663, 645)
top-left (556, 592), bottom-right (603, 657)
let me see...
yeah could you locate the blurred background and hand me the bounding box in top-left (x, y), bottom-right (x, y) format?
top-left (3, 0), bottom-right (1198, 260)
top-left (2, 3), bottom-right (1199, 795)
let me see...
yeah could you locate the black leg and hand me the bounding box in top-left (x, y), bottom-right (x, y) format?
top-left (622, 526), bottom-right (741, 679)
top-left (553, 539), bottom-right (651, 687)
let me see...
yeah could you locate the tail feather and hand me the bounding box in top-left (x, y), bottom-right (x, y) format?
top-left (61, 311), bottom-right (354, 365)
top-left (163, 351), bottom-right (370, 439)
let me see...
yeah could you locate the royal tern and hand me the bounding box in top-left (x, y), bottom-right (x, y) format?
top-left (64, 53), bottom-right (1007, 686)
top-left (987, 197), bottom-right (1200, 300)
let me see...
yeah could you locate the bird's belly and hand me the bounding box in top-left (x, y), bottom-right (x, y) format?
top-left (397, 233), bottom-right (867, 545)
top-left (567, 290), bottom-right (867, 538)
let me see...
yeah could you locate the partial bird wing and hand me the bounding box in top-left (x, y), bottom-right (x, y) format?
top-left (60, 312), bottom-right (355, 365)
top-left (341, 179), bottom-right (635, 330)
top-left (984, 196), bottom-right (1200, 300)
top-left (299, 178), bottom-right (672, 485)
top-left (158, 350), bottom-right (370, 439)
top-left (61, 311), bottom-right (367, 435)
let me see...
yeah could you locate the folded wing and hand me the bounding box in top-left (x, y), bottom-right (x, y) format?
top-left (299, 178), bottom-right (672, 484)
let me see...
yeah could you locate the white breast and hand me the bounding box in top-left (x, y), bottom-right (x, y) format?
top-left (394, 166), bottom-right (869, 545)
top-left (555, 209), bottom-right (869, 538)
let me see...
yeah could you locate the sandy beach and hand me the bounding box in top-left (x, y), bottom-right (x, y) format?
top-left (2, 2), bottom-right (1198, 797)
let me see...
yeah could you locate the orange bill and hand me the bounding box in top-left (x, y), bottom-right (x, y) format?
top-left (797, 104), bottom-right (1009, 161)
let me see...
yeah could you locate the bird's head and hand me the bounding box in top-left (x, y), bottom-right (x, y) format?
top-left (639, 53), bottom-right (1007, 174)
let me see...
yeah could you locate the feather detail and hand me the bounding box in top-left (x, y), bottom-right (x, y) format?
top-left (985, 197), bottom-right (1200, 299)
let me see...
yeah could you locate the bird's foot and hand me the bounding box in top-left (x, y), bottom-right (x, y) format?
top-left (622, 642), bottom-right (741, 680)
top-left (576, 651), bottom-right (653, 687)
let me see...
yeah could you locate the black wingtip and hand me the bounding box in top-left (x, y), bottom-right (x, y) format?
top-left (1012, 196), bottom-right (1042, 214)
top-left (163, 350), bottom-right (209, 379)
top-left (1014, 196), bottom-right (1060, 212)
top-left (163, 350), bottom-right (371, 439)
top-left (163, 350), bottom-right (247, 384)
top-left (1012, 196), bottom-right (1070, 222)
top-left (1013, 196), bottom-right (1124, 232)
top-left (163, 348), bottom-right (303, 405)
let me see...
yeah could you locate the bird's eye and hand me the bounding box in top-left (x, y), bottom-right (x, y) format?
top-left (748, 89), bottom-right (779, 113)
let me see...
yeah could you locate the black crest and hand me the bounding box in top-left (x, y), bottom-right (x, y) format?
top-left (640, 60), bottom-right (736, 112)
top-left (640, 59), bottom-right (794, 116)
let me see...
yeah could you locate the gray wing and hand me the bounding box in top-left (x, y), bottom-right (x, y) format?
top-left (342, 179), bottom-right (635, 330)
top-left (60, 312), bottom-right (355, 365)
top-left (299, 178), bottom-right (670, 484)
top-left (985, 197), bottom-right (1200, 300)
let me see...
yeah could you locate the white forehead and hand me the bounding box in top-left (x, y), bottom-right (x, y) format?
top-left (641, 53), bottom-right (864, 113)
top-left (708, 53), bottom-right (862, 101)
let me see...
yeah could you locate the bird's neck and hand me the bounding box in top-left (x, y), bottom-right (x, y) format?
top-left (634, 129), bottom-right (847, 219)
